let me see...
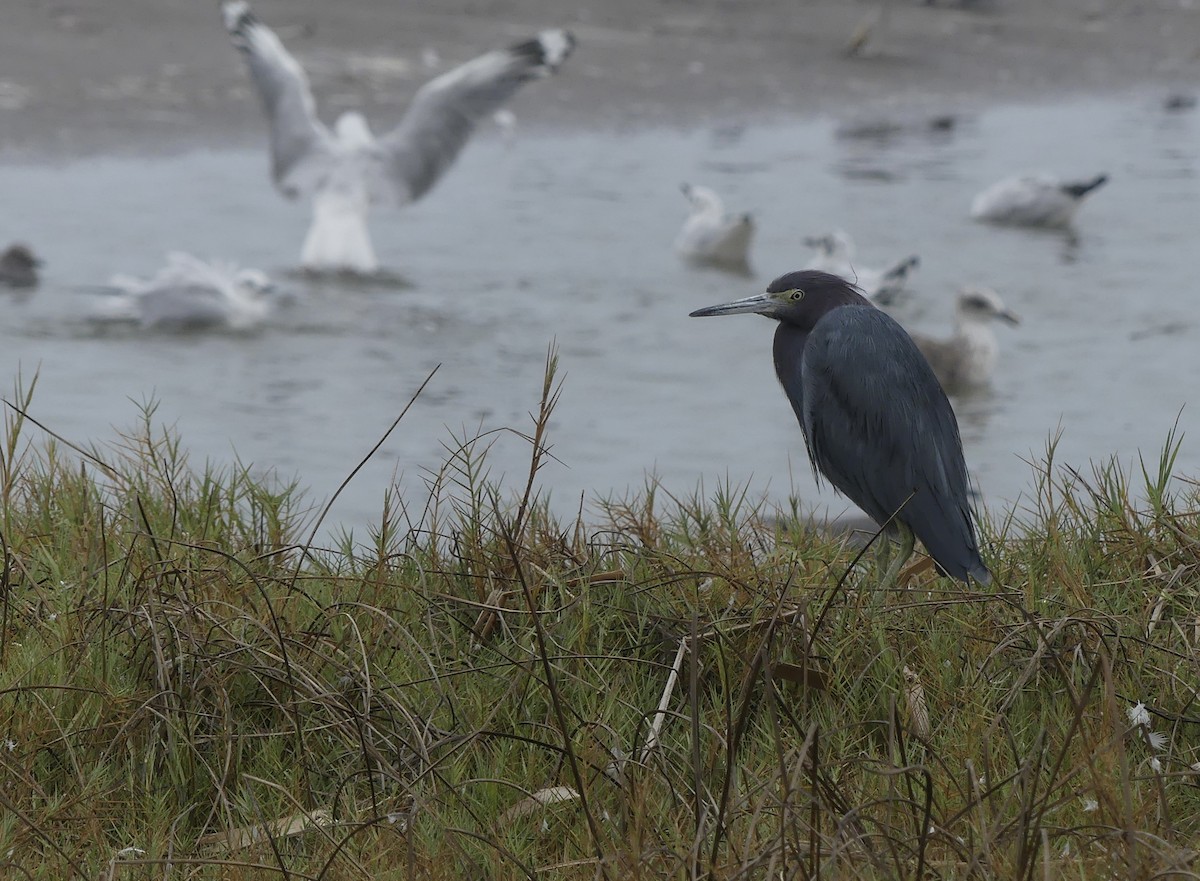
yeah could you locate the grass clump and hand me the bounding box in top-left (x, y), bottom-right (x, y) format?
top-left (2, 357), bottom-right (1200, 880)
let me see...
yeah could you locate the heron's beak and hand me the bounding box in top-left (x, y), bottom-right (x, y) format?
top-left (997, 310), bottom-right (1020, 326)
top-left (689, 292), bottom-right (773, 318)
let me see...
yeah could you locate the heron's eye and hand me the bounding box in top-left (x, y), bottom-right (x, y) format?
top-left (789, 289), bottom-right (805, 301)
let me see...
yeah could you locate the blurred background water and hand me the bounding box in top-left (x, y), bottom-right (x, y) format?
top-left (0, 93), bottom-right (1195, 533)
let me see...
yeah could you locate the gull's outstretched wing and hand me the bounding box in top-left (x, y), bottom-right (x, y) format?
top-left (223, 1), bottom-right (335, 197)
top-left (374, 29), bottom-right (575, 204)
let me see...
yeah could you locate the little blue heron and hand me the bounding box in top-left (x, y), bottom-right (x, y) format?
top-left (690, 269), bottom-right (991, 588)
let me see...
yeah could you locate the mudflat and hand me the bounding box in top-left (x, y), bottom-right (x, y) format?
top-left (1, 0), bottom-right (1198, 156)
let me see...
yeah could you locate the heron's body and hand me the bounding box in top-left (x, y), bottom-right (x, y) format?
top-left (970, 173), bottom-right (1108, 228)
top-left (691, 270), bottom-right (990, 585)
top-left (222, 1), bottom-right (575, 273)
top-left (911, 287), bottom-right (1019, 392)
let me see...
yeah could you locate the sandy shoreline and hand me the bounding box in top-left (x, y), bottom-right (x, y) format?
top-left (2, 0), bottom-right (1199, 157)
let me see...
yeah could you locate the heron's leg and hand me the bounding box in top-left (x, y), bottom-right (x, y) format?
top-left (876, 522), bottom-right (915, 596)
top-left (875, 533), bottom-right (893, 585)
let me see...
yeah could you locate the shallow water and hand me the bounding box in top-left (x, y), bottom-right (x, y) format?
top-left (1, 94), bottom-right (1197, 534)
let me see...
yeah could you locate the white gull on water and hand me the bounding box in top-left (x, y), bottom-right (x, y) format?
top-left (803, 230), bottom-right (918, 306)
top-left (969, 172), bottom-right (1109, 228)
top-left (674, 183), bottom-right (755, 271)
top-left (909, 286), bottom-right (1020, 394)
top-left (87, 252), bottom-right (278, 332)
top-left (221, 1), bottom-right (575, 274)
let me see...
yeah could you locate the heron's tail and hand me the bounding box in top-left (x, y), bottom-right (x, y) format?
top-left (967, 563), bottom-right (992, 587)
top-left (929, 548), bottom-right (992, 586)
top-left (1060, 174), bottom-right (1109, 200)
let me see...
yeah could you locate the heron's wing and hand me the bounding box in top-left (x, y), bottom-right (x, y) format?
top-left (223, 1), bottom-right (335, 197)
top-left (798, 307), bottom-right (983, 579)
top-left (373, 29), bottom-right (574, 203)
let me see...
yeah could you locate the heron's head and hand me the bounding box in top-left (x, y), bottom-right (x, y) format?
top-left (334, 112), bottom-right (374, 147)
top-left (956, 286), bottom-right (1019, 325)
top-left (1, 244), bottom-right (41, 270)
top-left (690, 270), bottom-right (871, 329)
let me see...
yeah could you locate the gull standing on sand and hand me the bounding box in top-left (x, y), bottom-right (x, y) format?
top-left (0, 244), bottom-right (42, 289)
top-left (803, 231), bottom-right (918, 306)
top-left (675, 183), bottom-right (755, 272)
top-left (87, 252), bottom-right (279, 332)
top-left (222, 1), bottom-right (576, 274)
top-left (909, 286), bottom-right (1019, 393)
top-left (970, 173), bottom-right (1108, 228)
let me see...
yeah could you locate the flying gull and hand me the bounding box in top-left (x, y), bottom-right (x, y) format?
top-left (222, 1), bottom-right (576, 274)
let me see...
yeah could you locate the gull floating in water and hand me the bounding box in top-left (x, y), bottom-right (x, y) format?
top-left (0, 244), bottom-right (41, 289)
top-left (222, 1), bottom-right (575, 274)
top-left (909, 286), bottom-right (1019, 393)
top-left (675, 183), bottom-right (755, 272)
top-left (88, 252), bottom-right (278, 332)
top-left (803, 231), bottom-right (918, 306)
top-left (970, 173), bottom-right (1108, 228)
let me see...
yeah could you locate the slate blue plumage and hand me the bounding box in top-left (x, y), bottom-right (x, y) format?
top-left (691, 269), bottom-right (990, 585)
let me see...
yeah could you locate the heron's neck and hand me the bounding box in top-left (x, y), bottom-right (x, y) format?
top-left (772, 322), bottom-right (809, 423)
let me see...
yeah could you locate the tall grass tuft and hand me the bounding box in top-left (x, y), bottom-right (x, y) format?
top-left (2, 360), bottom-right (1200, 879)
